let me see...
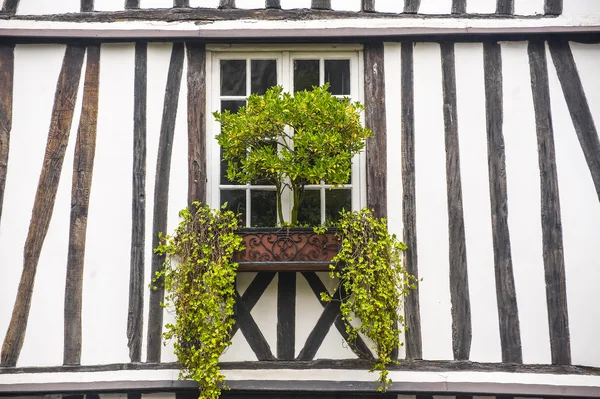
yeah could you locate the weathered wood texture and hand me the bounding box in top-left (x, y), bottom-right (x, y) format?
top-left (235, 290), bottom-right (276, 360)
top-left (311, 0), bottom-right (331, 10)
top-left (174, 0), bottom-right (189, 7)
top-left (124, 0), bottom-right (139, 9)
top-left (265, 0), bottom-right (280, 9)
top-left (483, 41), bottom-right (522, 364)
top-left (219, 0), bottom-right (235, 9)
top-left (528, 41), bottom-right (571, 366)
top-left (0, 45), bottom-right (85, 367)
top-left (452, 0), bottom-right (466, 14)
top-left (544, 0), bottom-right (562, 15)
top-left (63, 44), bottom-right (101, 366)
top-left (277, 272), bottom-right (295, 360)
top-left (231, 272), bottom-right (276, 337)
top-left (401, 42), bottom-right (422, 361)
top-left (549, 41), bottom-right (600, 203)
top-left (0, 44), bottom-right (14, 228)
top-left (364, 43), bottom-right (387, 220)
top-left (186, 43), bottom-right (206, 208)
top-left (128, 42), bottom-right (147, 363)
top-left (496, 0), bottom-right (514, 15)
top-left (146, 42), bottom-right (185, 363)
top-left (1, 0), bottom-right (19, 13)
top-left (80, 0), bottom-right (93, 12)
top-left (441, 42), bottom-right (471, 361)
top-left (361, 0), bottom-right (374, 12)
top-left (404, 0), bottom-right (420, 14)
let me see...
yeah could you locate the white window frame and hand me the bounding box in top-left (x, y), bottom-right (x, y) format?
top-left (206, 44), bottom-right (367, 226)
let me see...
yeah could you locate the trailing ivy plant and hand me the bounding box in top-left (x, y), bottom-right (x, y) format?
top-left (323, 208), bottom-right (417, 392)
top-left (154, 203), bottom-right (244, 399)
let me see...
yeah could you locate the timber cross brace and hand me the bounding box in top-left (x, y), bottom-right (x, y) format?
top-left (230, 271), bottom-right (374, 362)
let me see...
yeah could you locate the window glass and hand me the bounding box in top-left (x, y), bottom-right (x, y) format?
top-left (297, 190), bottom-right (321, 226)
top-left (251, 190), bottom-right (277, 227)
top-left (251, 60), bottom-right (277, 95)
top-left (325, 60), bottom-right (350, 95)
top-left (294, 59), bottom-right (319, 92)
top-left (325, 189), bottom-right (352, 222)
top-left (220, 60), bottom-right (246, 96)
top-left (220, 190), bottom-right (246, 223)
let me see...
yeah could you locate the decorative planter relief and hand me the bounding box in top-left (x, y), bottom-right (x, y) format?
top-left (232, 228), bottom-right (339, 271)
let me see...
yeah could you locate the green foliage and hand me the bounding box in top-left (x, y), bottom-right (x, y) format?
top-left (214, 85), bottom-right (372, 225)
top-left (154, 203), bottom-right (244, 399)
top-left (325, 208), bottom-right (417, 391)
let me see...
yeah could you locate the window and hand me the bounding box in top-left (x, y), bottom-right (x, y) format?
top-left (208, 46), bottom-right (365, 227)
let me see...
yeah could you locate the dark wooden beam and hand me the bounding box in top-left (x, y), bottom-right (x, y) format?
top-left (174, 0), bottom-right (189, 7)
top-left (124, 0), bottom-right (139, 9)
top-left (1, 0), bottom-right (19, 13)
top-left (549, 40), bottom-right (600, 203)
top-left (231, 272), bottom-right (276, 337)
top-left (64, 44), bottom-right (101, 366)
top-left (544, 0), bottom-right (562, 15)
top-left (301, 272), bottom-right (373, 360)
top-left (0, 45), bottom-right (85, 367)
top-left (452, 0), bottom-right (466, 14)
top-left (483, 41), bottom-right (522, 364)
top-left (401, 41), bottom-right (422, 361)
top-left (235, 290), bottom-right (276, 361)
top-left (0, 44), bottom-right (14, 229)
top-left (80, 0), bottom-right (93, 12)
top-left (311, 0), bottom-right (331, 10)
top-left (528, 41), bottom-right (571, 366)
top-left (219, 0), bottom-right (235, 9)
top-left (361, 0), bottom-right (375, 12)
top-left (185, 42), bottom-right (206, 208)
top-left (146, 42), bottom-right (185, 363)
top-left (364, 42), bottom-right (387, 219)
top-left (265, 0), bottom-right (280, 9)
top-left (441, 42), bottom-right (471, 361)
top-left (277, 272), bottom-right (296, 360)
top-left (404, 0), bottom-right (420, 14)
top-left (496, 0), bottom-right (514, 15)
top-left (127, 42), bottom-right (147, 364)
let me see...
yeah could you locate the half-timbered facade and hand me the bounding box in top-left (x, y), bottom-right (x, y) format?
top-left (1, 0), bottom-right (600, 398)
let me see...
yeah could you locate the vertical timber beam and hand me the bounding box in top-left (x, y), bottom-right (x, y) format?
top-left (277, 273), bottom-right (296, 360)
top-left (483, 41), bottom-right (522, 364)
top-left (401, 41), bottom-right (422, 360)
top-left (146, 43), bottom-right (185, 363)
top-left (364, 43), bottom-right (387, 219)
top-left (361, 0), bottom-right (374, 12)
top-left (1, 0), bottom-right (19, 13)
top-left (311, 0), bottom-right (331, 10)
top-left (125, 0), bottom-right (139, 9)
top-left (404, 0), bottom-right (420, 14)
top-left (186, 43), bottom-right (207, 208)
top-left (174, 0), bottom-right (189, 7)
top-left (81, 0), bottom-right (93, 12)
top-left (528, 41), bottom-right (571, 366)
top-left (452, 0), bottom-right (466, 14)
top-left (64, 44), bottom-right (101, 365)
top-left (0, 44), bottom-right (14, 228)
top-left (1, 45), bottom-right (85, 367)
top-left (265, 0), bottom-right (280, 8)
top-left (128, 42), bottom-right (147, 363)
top-left (549, 41), bottom-right (600, 203)
top-left (219, 0), bottom-right (235, 9)
top-left (441, 42), bottom-right (471, 361)
top-left (496, 0), bottom-right (514, 15)
top-left (545, 0), bottom-right (562, 15)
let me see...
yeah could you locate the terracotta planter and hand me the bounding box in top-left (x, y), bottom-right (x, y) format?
top-left (232, 228), bottom-right (340, 272)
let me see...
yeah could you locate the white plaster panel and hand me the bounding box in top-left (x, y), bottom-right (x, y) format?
top-left (563, 0), bottom-right (600, 18)
top-left (466, 0), bottom-right (496, 14)
top-left (101, 395), bottom-right (128, 399)
top-left (16, 0), bottom-right (79, 15)
top-left (419, 0), bottom-right (451, 15)
top-left (142, 394), bottom-right (176, 399)
top-left (454, 42), bottom-right (502, 363)
top-left (375, 0), bottom-right (403, 13)
top-left (237, 0), bottom-right (267, 9)
top-left (250, 273), bottom-right (278, 356)
top-left (570, 42), bottom-right (600, 139)
top-left (331, 0), bottom-right (360, 12)
top-left (500, 41), bottom-right (551, 364)
top-left (413, 42), bottom-right (453, 361)
top-left (0, 44), bottom-right (67, 367)
top-left (140, 0), bottom-right (174, 8)
top-left (94, 0), bottom-right (127, 11)
top-left (80, 43), bottom-right (135, 365)
top-left (315, 321), bottom-right (357, 359)
top-left (295, 273), bottom-right (324, 358)
top-left (514, 0), bottom-right (544, 15)
top-left (546, 43), bottom-right (600, 368)
top-left (142, 42), bottom-right (173, 362)
top-left (161, 48), bottom-right (189, 363)
top-left (190, 0), bottom-right (220, 7)
top-left (281, 0), bottom-right (311, 9)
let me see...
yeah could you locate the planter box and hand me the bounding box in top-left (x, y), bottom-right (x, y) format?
top-left (232, 228), bottom-right (340, 272)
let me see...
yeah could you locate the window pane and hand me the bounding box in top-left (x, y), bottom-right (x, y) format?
top-left (221, 60), bottom-right (246, 96)
top-left (221, 190), bottom-right (246, 225)
top-left (251, 60), bottom-right (277, 95)
top-left (251, 190), bottom-right (277, 227)
top-left (325, 189), bottom-right (351, 222)
top-left (325, 60), bottom-right (350, 95)
top-left (294, 60), bottom-right (319, 92)
top-left (221, 100), bottom-right (246, 114)
top-left (297, 190), bottom-right (321, 226)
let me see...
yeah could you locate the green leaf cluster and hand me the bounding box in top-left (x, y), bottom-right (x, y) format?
top-left (154, 203), bottom-right (244, 399)
top-left (326, 208), bottom-right (417, 391)
top-left (214, 85), bottom-right (372, 225)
